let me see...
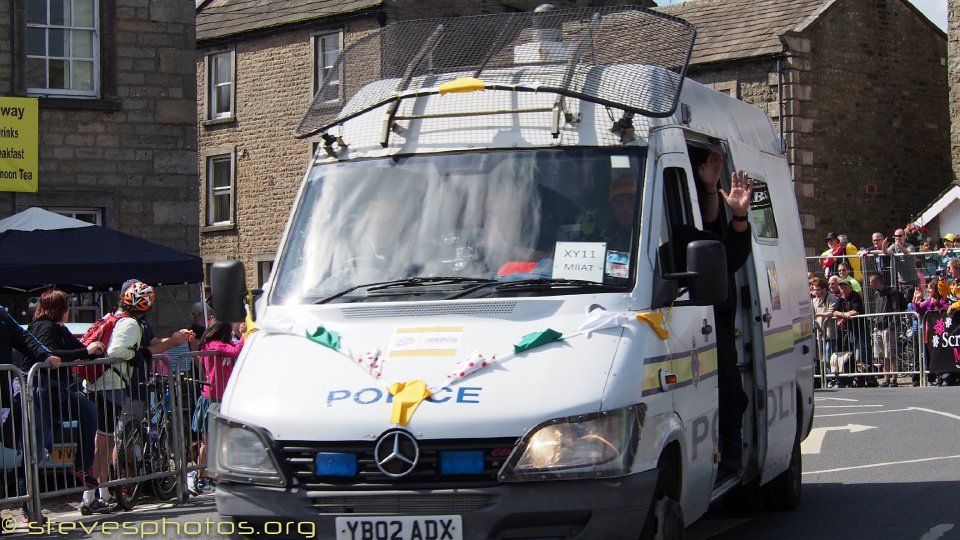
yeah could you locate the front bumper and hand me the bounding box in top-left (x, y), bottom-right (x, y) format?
top-left (214, 469), bottom-right (659, 540)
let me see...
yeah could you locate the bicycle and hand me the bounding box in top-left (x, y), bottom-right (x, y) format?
top-left (109, 372), bottom-right (189, 510)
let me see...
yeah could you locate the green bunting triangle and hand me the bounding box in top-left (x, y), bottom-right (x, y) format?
top-left (306, 326), bottom-right (341, 351)
top-left (514, 329), bottom-right (563, 353)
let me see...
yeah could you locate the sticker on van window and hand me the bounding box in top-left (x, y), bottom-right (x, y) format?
top-left (552, 242), bottom-right (606, 282)
top-left (388, 326), bottom-right (464, 358)
top-left (605, 250), bottom-right (629, 278)
top-left (766, 261), bottom-right (782, 311)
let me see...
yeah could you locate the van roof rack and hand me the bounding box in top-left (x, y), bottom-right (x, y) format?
top-left (294, 5), bottom-right (696, 140)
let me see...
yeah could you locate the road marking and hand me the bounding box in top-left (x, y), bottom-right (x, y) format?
top-left (815, 407), bottom-right (913, 418)
top-left (908, 407), bottom-right (960, 422)
top-left (803, 454), bottom-right (960, 475)
top-left (816, 405), bottom-right (883, 409)
top-left (814, 397), bottom-right (859, 402)
top-left (801, 424), bottom-right (876, 454)
top-left (919, 524), bottom-right (955, 540)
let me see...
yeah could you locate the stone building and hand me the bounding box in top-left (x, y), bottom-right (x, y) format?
top-left (0, 1), bottom-right (198, 332)
top-left (197, 0), bottom-right (950, 275)
top-left (195, 0), bottom-right (655, 287)
top-left (951, 0), bottom-right (960, 181)
top-left (660, 0), bottom-right (951, 253)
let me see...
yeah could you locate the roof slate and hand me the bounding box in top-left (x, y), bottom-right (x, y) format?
top-left (197, 0), bottom-right (382, 42)
top-left (654, 0), bottom-right (831, 65)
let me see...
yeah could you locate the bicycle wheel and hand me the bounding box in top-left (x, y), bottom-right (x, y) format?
top-left (111, 428), bottom-right (144, 511)
top-left (150, 426), bottom-right (179, 501)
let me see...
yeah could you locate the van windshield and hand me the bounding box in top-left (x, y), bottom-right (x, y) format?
top-left (271, 148), bottom-right (645, 304)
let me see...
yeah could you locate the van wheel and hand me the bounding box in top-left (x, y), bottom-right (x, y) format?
top-left (644, 496), bottom-right (685, 540)
top-left (761, 429), bottom-right (802, 510)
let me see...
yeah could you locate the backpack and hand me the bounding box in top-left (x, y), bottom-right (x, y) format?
top-left (74, 312), bottom-right (131, 384)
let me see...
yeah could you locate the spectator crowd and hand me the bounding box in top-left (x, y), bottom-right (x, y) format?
top-left (0, 279), bottom-right (242, 523)
top-left (811, 225), bottom-right (960, 388)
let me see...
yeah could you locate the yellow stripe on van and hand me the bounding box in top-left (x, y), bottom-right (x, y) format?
top-left (764, 326), bottom-right (795, 359)
top-left (643, 347), bottom-right (718, 395)
top-left (642, 359), bottom-right (672, 393)
top-left (794, 318), bottom-right (813, 342)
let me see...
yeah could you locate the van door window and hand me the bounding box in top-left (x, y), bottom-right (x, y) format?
top-left (657, 166), bottom-right (695, 276)
top-left (749, 176), bottom-right (778, 238)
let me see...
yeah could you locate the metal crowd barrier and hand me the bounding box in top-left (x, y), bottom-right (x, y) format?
top-left (10, 352), bottom-right (223, 523)
top-left (0, 365), bottom-right (34, 512)
top-left (171, 350), bottom-right (227, 502)
top-left (813, 311), bottom-right (925, 388)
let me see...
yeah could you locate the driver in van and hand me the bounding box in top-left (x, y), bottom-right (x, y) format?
top-left (674, 148), bottom-right (754, 476)
top-left (599, 174), bottom-right (638, 252)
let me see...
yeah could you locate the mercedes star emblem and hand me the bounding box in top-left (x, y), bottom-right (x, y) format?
top-left (373, 429), bottom-right (420, 477)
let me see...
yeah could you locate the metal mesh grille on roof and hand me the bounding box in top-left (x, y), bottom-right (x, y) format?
top-left (294, 6), bottom-right (695, 139)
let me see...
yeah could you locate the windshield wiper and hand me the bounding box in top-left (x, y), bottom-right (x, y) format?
top-left (494, 278), bottom-right (624, 291)
top-left (315, 277), bottom-right (497, 304)
top-left (449, 278), bottom-right (624, 299)
top-left (365, 276), bottom-right (497, 291)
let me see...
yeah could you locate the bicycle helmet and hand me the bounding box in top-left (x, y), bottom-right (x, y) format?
top-left (122, 281), bottom-right (155, 313)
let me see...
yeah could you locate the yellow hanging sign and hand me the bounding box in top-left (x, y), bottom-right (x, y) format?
top-left (0, 97), bottom-right (38, 192)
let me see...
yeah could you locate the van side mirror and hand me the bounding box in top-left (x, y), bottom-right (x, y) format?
top-left (686, 240), bottom-right (728, 305)
top-left (211, 260), bottom-right (248, 323)
top-left (660, 240), bottom-right (728, 307)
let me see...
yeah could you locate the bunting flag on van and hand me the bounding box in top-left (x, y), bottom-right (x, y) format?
top-left (306, 326), bottom-right (341, 350)
top-left (388, 380), bottom-right (432, 426)
top-left (635, 312), bottom-right (669, 340)
top-left (514, 329), bottom-right (563, 353)
top-left (257, 310), bottom-right (671, 425)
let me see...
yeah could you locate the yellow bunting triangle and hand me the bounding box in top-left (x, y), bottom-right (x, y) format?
top-left (387, 380), bottom-right (433, 426)
top-left (636, 312), bottom-right (669, 340)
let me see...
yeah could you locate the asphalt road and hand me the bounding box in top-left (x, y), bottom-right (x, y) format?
top-left (5, 386), bottom-right (960, 540)
top-left (690, 386), bottom-right (960, 540)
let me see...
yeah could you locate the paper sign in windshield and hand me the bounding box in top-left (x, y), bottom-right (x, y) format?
top-left (389, 326), bottom-right (464, 358)
top-left (552, 242), bottom-right (606, 282)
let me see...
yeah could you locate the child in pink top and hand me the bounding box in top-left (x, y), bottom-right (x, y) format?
top-left (190, 320), bottom-right (244, 494)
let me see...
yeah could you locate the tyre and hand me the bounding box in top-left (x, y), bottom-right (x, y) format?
top-left (640, 457), bottom-right (685, 540)
top-left (761, 424), bottom-right (802, 510)
top-left (642, 496), bottom-right (685, 540)
top-left (150, 428), bottom-right (179, 501)
top-left (109, 466), bottom-right (142, 511)
top-left (111, 428), bottom-right (144, 511)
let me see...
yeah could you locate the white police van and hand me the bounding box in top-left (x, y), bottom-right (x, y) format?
top-left (208, 6), bottom-right (814, 539)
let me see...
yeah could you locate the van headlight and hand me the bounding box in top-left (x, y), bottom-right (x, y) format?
top-left (208, 411), bottom-right (286, 487)
top-left (498, 403), bottom-right (647, 482)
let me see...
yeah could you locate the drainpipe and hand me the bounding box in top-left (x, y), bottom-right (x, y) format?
top-left (777, 55), bottom-right (785, 155)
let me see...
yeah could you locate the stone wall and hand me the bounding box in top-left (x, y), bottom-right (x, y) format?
top-left (950, 0), bottom-right (960, 184)
top-left (687, 0), bottom-right (949, 254)
top-left (0, 0), bottom-right (199, 333)
top-left (197, 1), bottom-right (655, 286)
top-left (802, 0), bottom-right (950, 251)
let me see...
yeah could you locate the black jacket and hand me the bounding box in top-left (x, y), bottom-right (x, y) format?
top-left (26, 319), bottom-right (93, 386)
top-left (0, 309), bottom-right (50, 405)
top-left (0, 309), bottom-right (50, 367)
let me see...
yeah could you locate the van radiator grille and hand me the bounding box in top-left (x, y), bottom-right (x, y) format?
top-left (309, 494), bottom-right (493, 514)
top-left (341, 302), bottom-right (517, 319)
top-left (277, 438), bottom-right (516, 491)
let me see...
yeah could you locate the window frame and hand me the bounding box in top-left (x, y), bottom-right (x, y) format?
top-left (47, 207), bottom-right (103, 225)
top-left (311, 29), bottom-right (343, 101)
top-left (22, 0), bottom-right (102, 99)
top-left (254, 254), bottom-right (275, 289)
top-left (201, 147), bottom-right (236, 232)
top-left (748, 175), bottom-right (779, 239)
top-left (205, 48), bottom-right (236, 122)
